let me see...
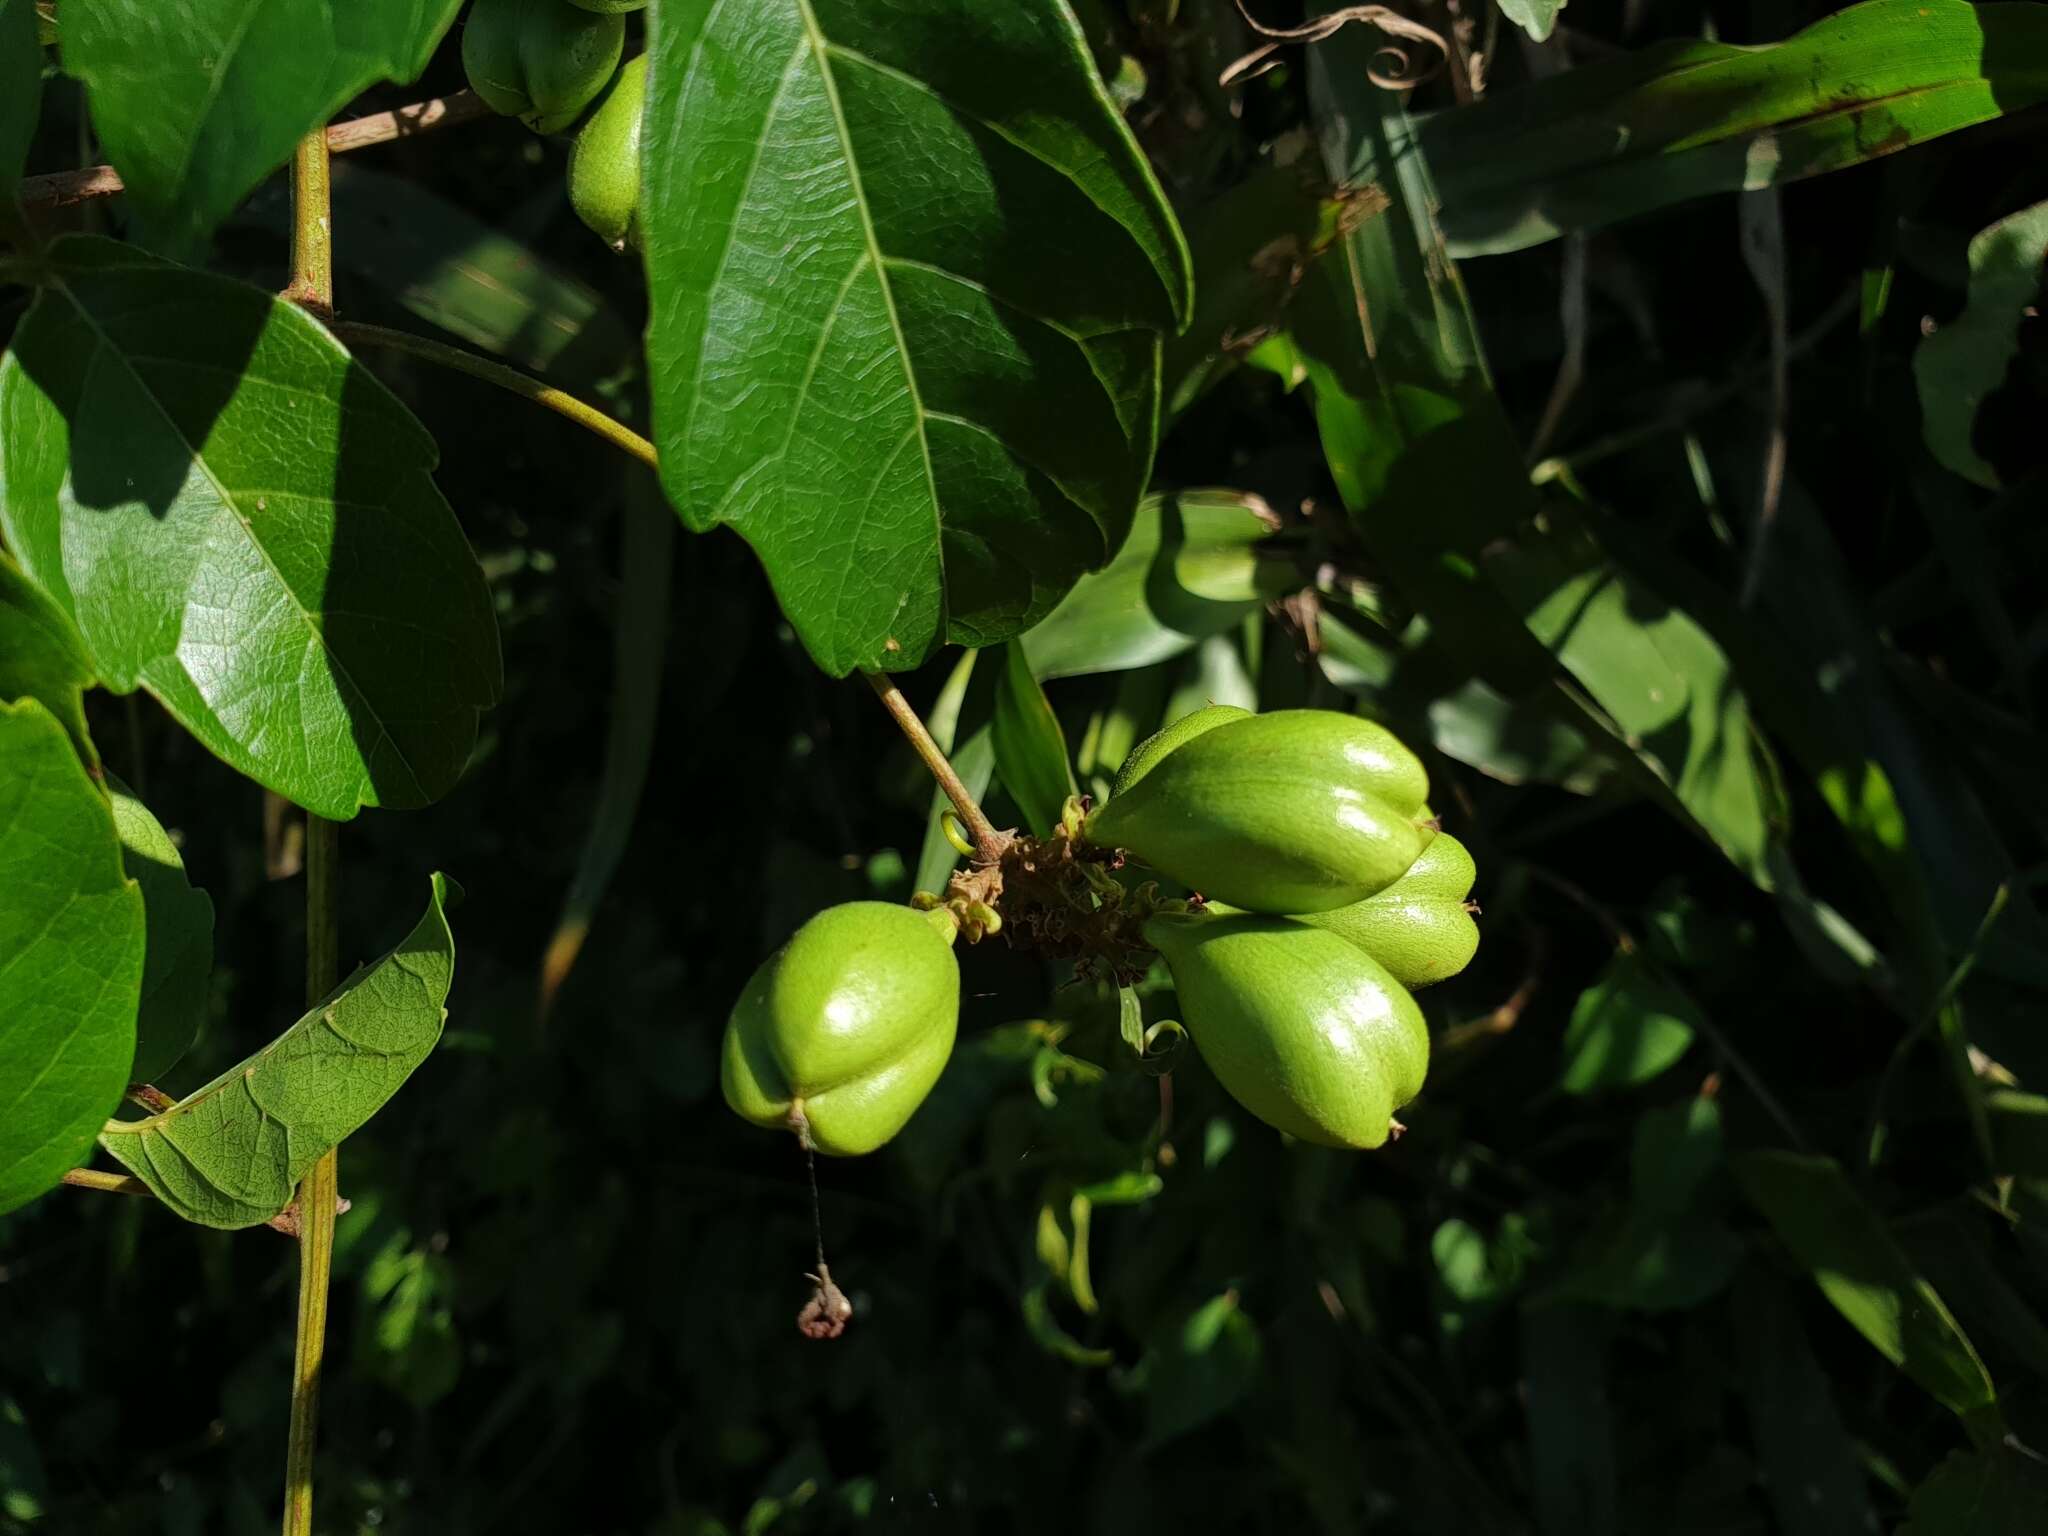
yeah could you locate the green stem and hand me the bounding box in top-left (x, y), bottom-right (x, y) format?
top-left (330, 321), bottom-right (659, 471)
top-left (61, 1167), bottom-right (152, 1197)
top-left (283, 127), bottom-right (342, 1536)
top-left (863, 672), bottom-right (1005, 863)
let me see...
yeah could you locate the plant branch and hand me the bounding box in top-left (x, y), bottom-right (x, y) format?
top-left (62, 1167), bottom-right (151, 1197)
top-left (864, 671), bottom-right (1006, 863)
top-left (283, 127), bottom-right (342, 1536)
top-left (16, 90), bottom-right (492, 213)
top-left (331, 321), bottom-right (658, 470)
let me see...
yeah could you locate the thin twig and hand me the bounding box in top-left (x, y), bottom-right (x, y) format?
top-left (16, 90), bottom-right (492, 213)
top-left (62, 1167), bottom-right (151, 1197)
top-left (331, 321), bottom-right (659, 470)
top-left (863, 672), bottom-right (1006, 863)
top-left (1220, 1), bottom-right (1448, 89)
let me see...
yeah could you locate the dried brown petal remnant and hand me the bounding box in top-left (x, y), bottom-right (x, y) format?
top-left (799, 1266), bottom-right (853, 1340)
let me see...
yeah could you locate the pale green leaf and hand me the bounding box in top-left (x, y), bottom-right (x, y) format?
top-left (1557, 951), bottom-right (1701, 1096)
top-left (1496, 0), bottom-right (1563, 42)
top-left (104, 774), bottom-right (213, 1085)
top-left (991, 640), bottom-right (1072, 837)
top-left (1732, 1151), bottom-right (1995, 1420)
top-left (0, 236), bottom-right (503, 819)
top-left (1914, 200), bottom-right (2048, 489)
top-left (0, 551), bottom-right (96, 765)
top-left (62, 0), bottom-right (463, 255)
top-left (98, 873), bottom-right (459, 1229)
top-left (1421, 1), bottom-right (2048, 256)
top-left (642, 0), bottom-right (1193, 675)
top-left (0, 699), bottom-right (145, 1217)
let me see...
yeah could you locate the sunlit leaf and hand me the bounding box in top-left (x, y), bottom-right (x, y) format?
top-left (98, 874), bottom-right (459, 1229)
top-left (0, 699), bottom-right (145, 1218)
top-left (991, 641), bottom-right (1072, 837)
top-left (1914, 199), bottom-right (2048, 489)
top-left (0, 236), bottom-right (503, 818)
top-left (1422, 1), bottom-right (2048, 256)
top-left (642, 0), bottom-right (1193, 675)
top-left (61, 0), bottom-right (462, 255)
top-left (1496, 0), bottom-right (1563, 42)
top-left (0, 552), bottom-right (95, 765)
top-left (1557, 951), bottom-right (1701, 1096)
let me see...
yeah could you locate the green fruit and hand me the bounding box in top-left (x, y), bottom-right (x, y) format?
top-left (721, 902), bottom-right (959, 1157)
top-left (1146, 911), bottom-right (1428, 1149)
top-left (1111, 704), bottom-right (1250, 797)
top-left (1226, 833), bottom-right (1479, 988)
top-left (568, 53), bottom-right (644, 248)
top-left (1084, 709), bottom-right (1433, 914)
top-left (462, 0), bottom-right (624, 135)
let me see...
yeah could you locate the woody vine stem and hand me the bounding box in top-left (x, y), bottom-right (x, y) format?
top-left (282, 128), bottom-right (342, 1536)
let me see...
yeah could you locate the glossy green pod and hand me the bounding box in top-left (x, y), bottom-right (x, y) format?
top-left (1111, 704), bottom-right (1251, 796)
top-left (1217, 833), bottom-right (1479, 989)
top-left (462, 0), bottom-right (624, 134)
top-left (721, 902), bottom-right (959, 1156)
top-left (568, 53), bottom-right (645, 248)
top-left (1146, 911), bottom-right (1428, 1149)
top-left (1084, 709), bottom-right (1433, 914)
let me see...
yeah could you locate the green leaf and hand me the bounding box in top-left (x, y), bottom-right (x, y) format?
top-left (61, 0), bottom-right (462, 256)
top-left (1020, 1280), bottom-right (1113, 1368)
top-left (0, 236), bottom-right (503, 819)
top-left (1020, 490), bottom-right (1292, 680)
top-left (1421, 1), bottom-right (2048, 256)
top-left (0, 1396), bottom-right (47, 1525)
top-left (98, 873), bottom-right (459, 1229)
top-left (1522, 1302), bottom-right (1618, 1536)
top-left (1914, 199), bottom-right (2048, 489)
top-left (0, 0), bottom-right (39, 214)
top-left (1142, 1292), bottom-right (1262, 1450)
top-left (105, 774), bottom-right (213, 1085)
top-left (0, 698), bottom-right (145, 1218)
top-left (991, 641), bottom-right (1073, 837)
top-left (1903, 1448), bottom-right (2048, 1535)
top-left (1733, 1267), bottom-right (1874, 1536)
top-left (1495, 0), bottom-right (1562, 42)
top-left (1731, 1151), bottom-right (1996, 1421)
top-left (641, 0), bottom-right (1193, 676)
top-left (1557, 951), bottom-right (1701, 1096)
top-left (0, 551), bottom-right (96, 765)
top-left (1986, 1090), bottom-right (2048, 1179)
top-left (360, 1231), bottom-right (461, 1408)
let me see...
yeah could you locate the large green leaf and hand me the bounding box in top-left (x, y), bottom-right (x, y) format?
top-left (1732, 1152), bottom-right (1996, 1422)
top-left (641, 0), bottom-right (1193, 676)
top-left (0, 236), bottom-right (503, 819)
top-left (98, 873), bottom-right (458, 1229)
top-left (105, 775), bottom-right (213, 1086)
top-left (61, 0), bottom-right (463, 256)
top-left (0, 551), bottom-right (96, 764)
top-left (1420, 1), bottom-right (2048, 257)
top-left (1021, 490), bottom-right (1291, 680)
top-left (1914, 200), bottom-right (2048, 489)
top-left (0, 0), bottom-right (39, 217)
top-left (0, 699), bottom-right (145, 1218)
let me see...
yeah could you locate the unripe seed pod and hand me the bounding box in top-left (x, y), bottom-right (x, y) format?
top-left (568, 54), bottom-right (645, 248)
top-left (1216, 833), bottom-right (1480, 989)
top-left (1111, 704), bottom-right (1250, 796)
top-left (721, 902), bottom-right (960, 1156)
top-left (1084, 709), bottom-right (1433, 913)
top-left (1145, 911), bottom-right (1428, 1149)
top-left (462, 0), bottom-right (624, 135)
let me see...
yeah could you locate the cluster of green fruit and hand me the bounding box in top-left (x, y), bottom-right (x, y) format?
top-left (719, 707), bottom-right (1477, 1159)
top-left (461, 0), bottom-right (647, 248)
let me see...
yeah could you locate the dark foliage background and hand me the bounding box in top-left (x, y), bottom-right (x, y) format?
top-left (5, 2), bottom-right (2048, 1532)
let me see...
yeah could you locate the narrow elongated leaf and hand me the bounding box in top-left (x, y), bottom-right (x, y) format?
top-left (0, 552), bottom-right (95, 764)
top-left (1733, 1267), bottom-right (1874, 1536)
top-left (1021, 490), bottom-right (1293, 680)
top-left (991, 640), bottom-right (1073, 837)
top-left (0, 0), bottom-right (38, 213)
top-left (1421, 1), bottom-right (2048, 257)
top-left (642, 0), bottom-right (1193, 675)
top-left (98, 874), bottom-right (458, 1229)
top-left (0, 699), bottom-right (145, 1218)
top-left (0, 236), bottom-right (503, 819)
top-left (1915, 200), bottom-right (2048, 489)
top-left (105, 775), bottom-right (213, 1085)
top-left (62, 0), bottom-right (463, 255)
top-left (1732, 1151), bottom-right (1995, 1420)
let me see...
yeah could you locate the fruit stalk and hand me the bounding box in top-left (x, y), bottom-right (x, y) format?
top-left (864, 672), bottom-right (1006, 863)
